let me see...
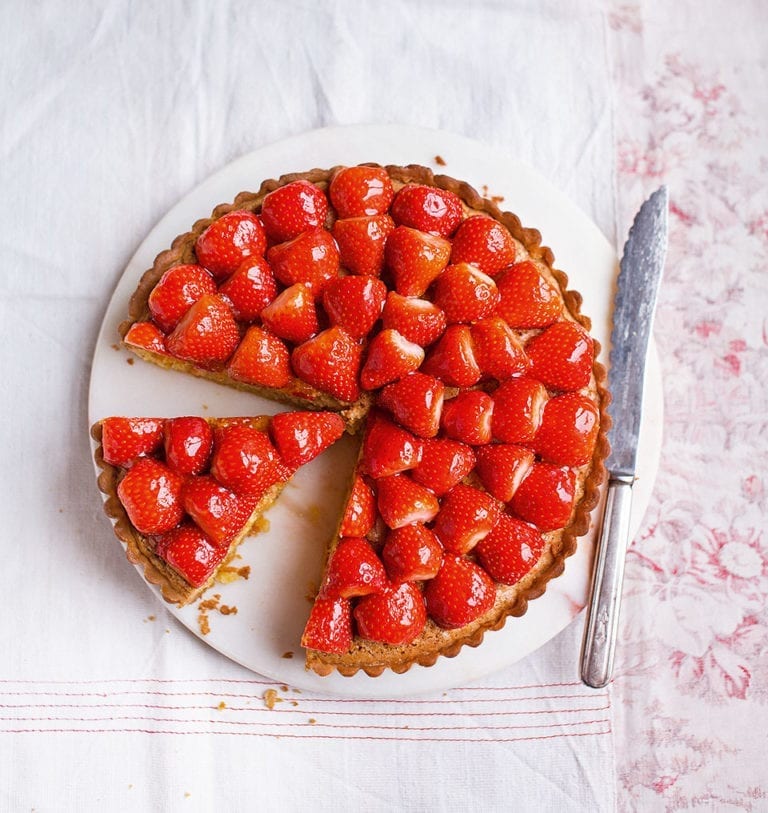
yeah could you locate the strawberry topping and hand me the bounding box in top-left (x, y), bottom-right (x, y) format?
top-left (377, 372), bottom-right (445, 438)
top-left (431, 263), bottom-right (499, 324)
top-left (474, 445), bottom-right (535, 502)
top-left (102, 417), bottom-right (164, 468)
top-left (353, 581), bottom-right (427, 645)
top-left (260, 180), bottom-right (329, 243)
top-left (301, 595), bottom-right (353, 653)
top-left (339, 475), bottom-right (377, 537)
top-left (410, 437), bottom-right (476, 497)
top-left (450, 216), bottom-right (517, 277)
top-left (432, 484), bottom-right (502, 554)
top-left (182, 475), bottom-right (254, 547)
top-left (194, 211), bottom-right (266, 281)
top-left (117, 457), bottom-right (185, 535)
top-left (534, 392), bottom-right (600, 467)
top-left (475, 514), bottom-right (545, 585)
top-left (362, 413), bottom-right (424, 479)
top-left (385, 226), bottom-right (451, 296)
top-left (320, 537), bottom-right (388, 599)
top-left (332, 214), bottom-right (394, 277)
top-left (163, 417), bottom-right (214, 476)
top-left (471, 316), bottom-right (530, 380)
top-left (381, 525), bottom-right (443, 582)
top-left (166, 294), bottom-right (240, 366)
top-left (217, 256), bottom-right (277, 322)
top-left (210, 424), bottom-right (285, 499)
top-left (509, 463), bottom-right (575, 531)
top-left (270, 411), bottom-right (345, 471)
top-left (421, 324), bottom-right (481, 388)
top-left (360, 329), bottom-right (424, 390)
top-left (260, 283), bottom-right (319, 345)
top-left (424, 554), bottom-right (496, 629)
top-left (491, 378), bottom-right (548, 444)
top-left (322, 275), bottom-right (387, 340)
top-left (226, 326), bottom-right (292, 388)
top-left (291, 326), bottom-right (362, 403)
top-left (329, 166), bottom-right (394, 218)
top-left (440, 390), bottom-right (494, 446)
top-left (376, 473), bottom-right (440, 529)
top-left (381, 291), bottom-right (447, 347)
top-left (123, 322), bottom-right (169, 355)
top-left (267, 226), bottom-right (340, 298)
top-left (154, 523), bottom-right (227, 588)
top-left (495, 261), bottom-right (562, 328)
top-left (148, 264), bottom-right (217, 333)
top-left (525, 321), bottom-right (594, 392)
top-left (390, 184), bottom-right (463, 237)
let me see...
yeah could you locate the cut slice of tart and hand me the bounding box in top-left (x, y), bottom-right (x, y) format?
top-left (92, 411), bottom-right (345, 605)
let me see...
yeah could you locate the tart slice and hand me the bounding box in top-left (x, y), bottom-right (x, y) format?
top-left (92, 411), bottom-right (345, 605)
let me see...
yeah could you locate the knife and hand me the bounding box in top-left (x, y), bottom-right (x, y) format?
top-left (580, 187), bottom-right (668, 689)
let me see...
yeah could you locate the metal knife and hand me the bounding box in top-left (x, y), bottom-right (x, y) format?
top-left (580, 187), bottom-right (669, 689)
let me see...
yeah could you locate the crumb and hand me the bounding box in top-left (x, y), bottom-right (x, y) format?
top-left (219, 604), bottom-right (237, 616)
top-left (111, 343), bottom-right (120, 351)
top-left (58, 508), bottom-right (64, 513)
top-left (165, 629), bottom-right (170, 634)
top-left (217, 701), bottom-right (226, 711)
top-left (254, 515), bottom-right (270, 534)
top-left (434, 155), bottom-right (446, 166)
top-left (281, 651), bottom-right (294, 659)
top-left (144, 615), bottom-right (155, 622)
top-left (200, 595), bottom-right (221, 611)
top-left (216, 565), bottom-right (251, 584)
top-left (291, 700), bottom-right (299, 707)
top-left (303, 504), bottom-right (322, 526)
top-left (280, 685), bottom-right (288, 692)
top-left (126, 357), bottom-right (134, 365)
top-left (184, 792), bottom-right (191, 799)
top-left (263, 689), bottom-right (283, 710)
top-left (308, 718), bottom-right (316, 725)
top-left (198, 614), bottom-right (210, 636)
top-left (293, 688), bottom-right (302, 694)
top-left (482, 184), bottom-right (489, 197)
top-left (197, 594), bottom-right (220, 635)
top-left (491, 194), bottom-right (505, 205)
top-left (128, 784), bottom-right (133, 789)
top-left (202, 404), bottom-right (208, 410)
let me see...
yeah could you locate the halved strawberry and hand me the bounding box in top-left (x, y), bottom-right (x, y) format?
top-left (260, 180), bottom-right (329, 243)
top-left (491, 378), bottom-right (548, 443)
top-left (260, 283), bottom-right (319, 345)
top-left (432, 484), bottom-right (502, 554)
top-left (424, 554), bottom-right (496, 629)
top-left (333, 215), bottom-right (395, 276)
top-left (217, 256), bottom-right (277, 322)
top-left (210, 424), bottom-right (285, 499)
top-left (267, 227), bottom-right (340, 298)
top-left (154, 523), bottom-right (227, 588)
top-left (534, 392), bottom-right (599, 467)
top-left (321, 275), bottom-right (387, 340)
top-left (495, 261), bottom-right (562, 328)
top-left (526, 321), bottom-right (594, 392)
top-left (385, 226), bottom-right (451, 296)
top-left (329, 165), bottom-right (394, 218)
top-left (291, 326), bottom-right (362, 403)
top-left (166, 294), bottom-right (240, 366)
top-left (440, 390), bottom-right (494, 445)
top-left (123, 322), bottom-right (170, 355)
top-left (117, 457), bottom-right (185, 535)
top-left (421, 324), bottom-right (481, 387)
top-left (270, 410), bottom-right (345, 471)
top-left (163, 417), bottom-right (214, 476)
top-left (431, 263), bottom-right (499, 324)
top-left (226, 326), bottom-right (291, 388)
top-left (390, 184), bottom-right (463, 237)
top-left (450, 216), bottom-right (517, 277)
top-left (509, 463), bottom-right (575, 531)
top-left (101, 417), bottom-right (164, 467)
top-left (353, 581), bottom-right (427, 645)
top-left (381, 291), bottom-right (447, 347)
top-left (360, 329), bottom-right (424, 390)
top-left (474, 513), bottom-right (545, 585)
top-left (376, 473), bottom-right (440, 529)
top-left (410, 438), bottom-right (475, 496)
top-left (361, 413), bottom-right (424, 479)
top-left (377, 372), bottom-right (445, 438)
top-left (471, 316), bottom-right (529, 380)
top-left (148, 264), bottom-right (218, 333)
top-left (320, 537), bottom-right (388, 598)
top-left (195, 211), bottom-right (267, 281)
top-left (381, 525), bottom-right (443, 582)
top-left (474, 445), bottom-right (535, 502)
top-left (182, 475), bottom-right (254, 547)
top-left (301, 595), bottom-right (353, 654)
top-left (339, 474), bottom-right (376, 537)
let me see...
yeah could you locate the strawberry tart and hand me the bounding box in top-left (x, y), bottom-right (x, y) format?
top-left (96, 163), bottom-right (609, 677)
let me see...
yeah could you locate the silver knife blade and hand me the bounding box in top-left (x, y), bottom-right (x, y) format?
top-left (605, 186), bottom-right (668, 478)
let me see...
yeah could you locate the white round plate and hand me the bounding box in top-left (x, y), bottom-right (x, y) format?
top-left (89, 124), bottom-right (663, 698)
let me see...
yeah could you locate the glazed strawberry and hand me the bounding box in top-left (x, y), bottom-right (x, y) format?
top-left (163, 417), bottom-right (214, 476)
top-left (148, 264), bottom-right (218, 333)
top-left (431, 263), bottom-right (500, 324)
top-left (421, 324), bottom-right (481, 388)
top-left (182, 475), bottom-right (254, 547)
top-left (301, 595), bottom-right (353, 654)
top-left (377, 372), bottom-right (445, 438)
top-left (424, 554), bottom-right (496, 629)
top-left (410, 438), bottom-right (475, 497)
top-left (260, 180), bottom-right (329, 243)
top-left (291, 326), bottom-right (362, 403)
top-left (432, 484), bottom-right (502, 554)
top-left (440, 390), bottom-right (494, 445)
top-left (270, 410), bottom-right (345, 471)
top-left (329, 165), bottom-right (394, 218)
top-left (381, 524), bottom-right (443, 582)
top-left (491, 378), bottom-right (548, 443)
top-left (390, 184), bottom-right (463, 237)
top-left (474, 445), bottom-right (535, 502)
top-left (381, 291), bottom-right (447, 346)
top-left (526, 321), bottom-right (594, 392)
top-left (385, 226), bottom-right (451, 296)
top-left (471, 316), bottom-right (529, 380)
top-left (117, 457), bottom-right (185, 535)
top-left (226, 326), bottom-right (291, 388)
top-left (101, 417), bottom-right (164, 467)
top-left (210, 425), bottom-right (285, 499)
top-left (123, 322), bottom-right (169, 355)
top-left (339, 475), bottom-right (376, 537)
top-left (474, 513), bottom-right (545, 585)
top-left (260, 283), bottom-right (319, 345)
top-left (267, 227), bottom-right (340, 298)
top-left (353, 581), bottom-right (427, 646)
top-left (321, 275), bottom-right (387, 340)
top-left (320, 537), bottom-right (388, 599)
top-left (376, 473), bottom-right (440, 529)
top-left (450, 216), bottom-right (517, 277)
top-left (332, 215), bottom-right (394, 276)
top-left (217, 256), bottom-right (277, 322)
top-left (362, 414), bottom-right (424, 479)
top-left (534, 392), bottom-right (599, 467)
top-left (360, 329), bottom-right (424, 390)
top-left (509, 463), bottom-right (575, 531)
top-left (154, 523), bottom-right (227, 588)
top-left (495, 261), bottom-right (562, 328)
top-left (166, 294), bottom-right (240, 366)
top-left (195, 211), bottom-right (266, 281)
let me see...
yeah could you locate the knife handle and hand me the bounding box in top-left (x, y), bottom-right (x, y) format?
top-left (580, 478), bottom-right (634, 688)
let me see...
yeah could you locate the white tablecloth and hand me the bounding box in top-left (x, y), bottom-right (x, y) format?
top-left (2, 2), bottom-right (766, 810)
